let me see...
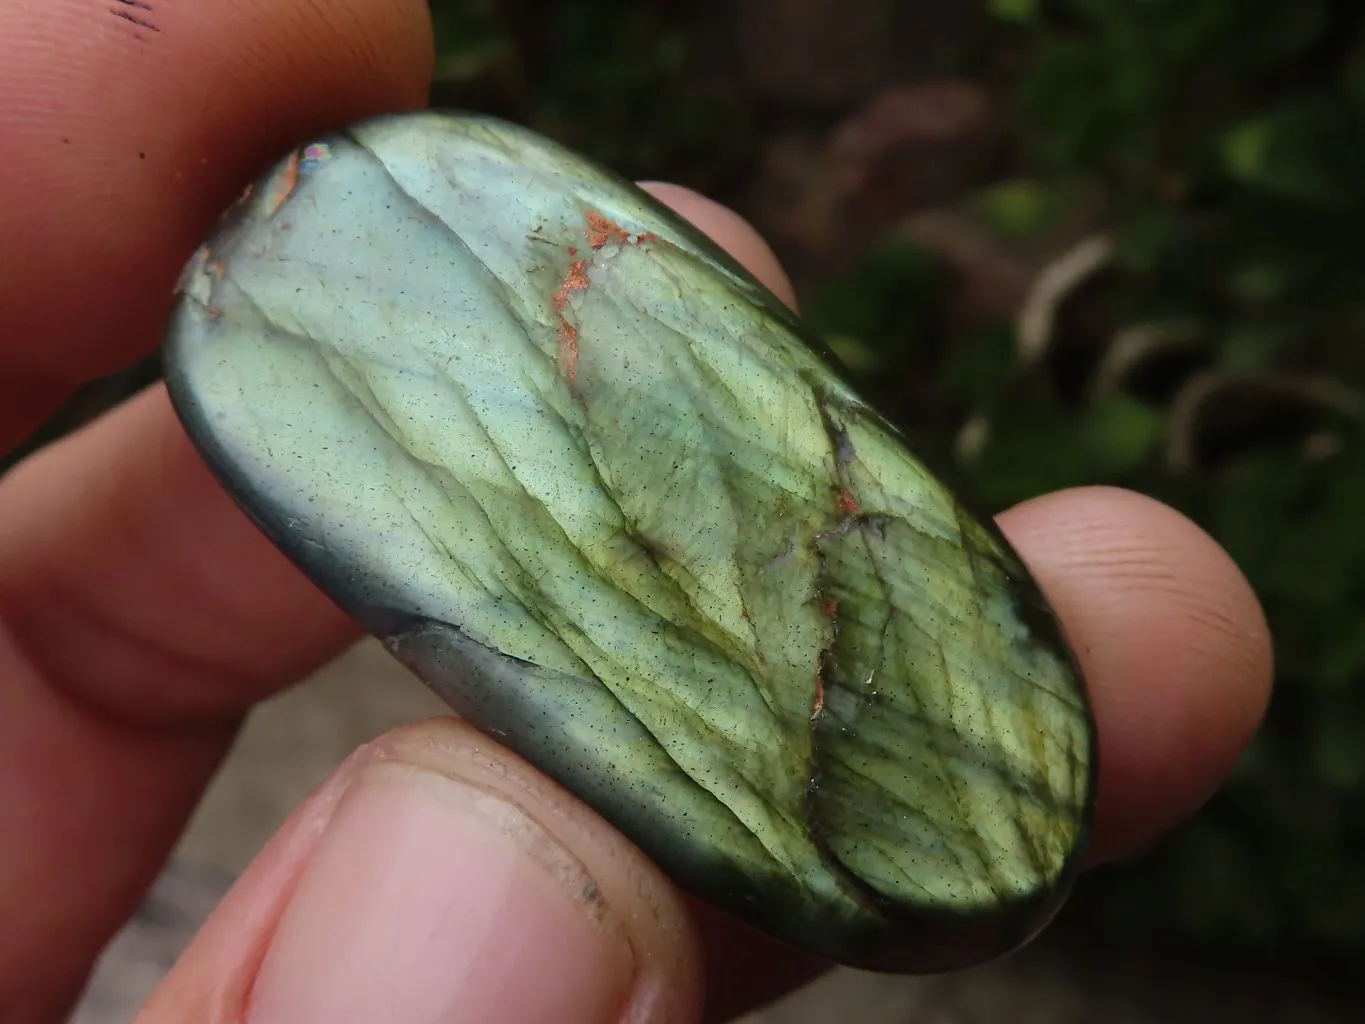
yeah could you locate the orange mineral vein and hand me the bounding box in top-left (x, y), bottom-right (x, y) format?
top-left (549, 211), bottom-right (657, 384)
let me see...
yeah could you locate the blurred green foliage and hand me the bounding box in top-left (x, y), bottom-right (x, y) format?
top-left (426, 0), bottom-right (1365, 963)
top-left (428, 1), bottom-right (744, 181)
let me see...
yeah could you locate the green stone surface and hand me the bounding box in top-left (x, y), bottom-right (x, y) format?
top-left (163, 111), bottom-right (1096, 971)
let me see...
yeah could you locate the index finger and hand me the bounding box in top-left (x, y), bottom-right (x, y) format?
top-left (0, 0), bottom-right (433, 448)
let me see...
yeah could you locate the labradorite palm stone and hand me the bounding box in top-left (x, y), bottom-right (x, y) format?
top-left (164, 111), bottom-right (1095, 971)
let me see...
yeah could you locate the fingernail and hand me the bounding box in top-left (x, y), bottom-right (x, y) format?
top-left (249, 760), bottom-right (635, 1024)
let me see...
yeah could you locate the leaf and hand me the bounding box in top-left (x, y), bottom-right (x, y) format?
top-left (1221, 103), bottom-right (1353, 206)
top-left (989, 0), bottom-right (1040, 26)
top-left (804, 240), bottom-right (938, 358)
top-left (940, 326), bottom-right (1017, 408)
top-left (971, 179), bottom-right (1065, 241)
top-left (1218, 325), bottom-right (1292, 369)
top-left (1080, 396), bottom-right (1165, 476)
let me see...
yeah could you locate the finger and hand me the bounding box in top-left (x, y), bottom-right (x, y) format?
top-left (997, 485), bottom-right (1273, 863)
top-left (137, 719), bottom-right (703, 1024)
top-left (0, 0), bottom-right (433, 448)
top-left (697, 486), bottom-right (1273, 1022)
top-left (639, 183), bottom-right (799, 310)
top-left (0, 0), bottom-right (433, 1014)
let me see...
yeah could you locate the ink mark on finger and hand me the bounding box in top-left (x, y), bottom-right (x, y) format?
top-left (110, 1), bottom-right (161, 36)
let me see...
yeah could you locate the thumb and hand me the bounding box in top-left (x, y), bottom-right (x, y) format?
top-left (135, 718), bottom-right (703, 1024)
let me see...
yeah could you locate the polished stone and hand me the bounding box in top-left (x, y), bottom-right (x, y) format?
top-left (163, 112), bottom-right (1096, 971)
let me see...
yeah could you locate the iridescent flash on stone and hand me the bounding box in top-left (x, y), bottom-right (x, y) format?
top-left (163, 112), bottom-right (1097, 971)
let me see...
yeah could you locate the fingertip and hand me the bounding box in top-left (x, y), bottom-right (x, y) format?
top-left (2, 0), bottom-right (434, 382)
top-left (997, 486), bottom-right (1273, 862)
top-left (139, 719), bottom-right (703, 1024)
top-left (640, 182), bottom-right (799, 311)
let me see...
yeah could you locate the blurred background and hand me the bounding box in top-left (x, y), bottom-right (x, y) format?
top-left (54, 0), bottom-right (1365, 1019)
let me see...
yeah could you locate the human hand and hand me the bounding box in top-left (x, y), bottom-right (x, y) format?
top-left (0, 1), bottom-right (1272, 1021)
